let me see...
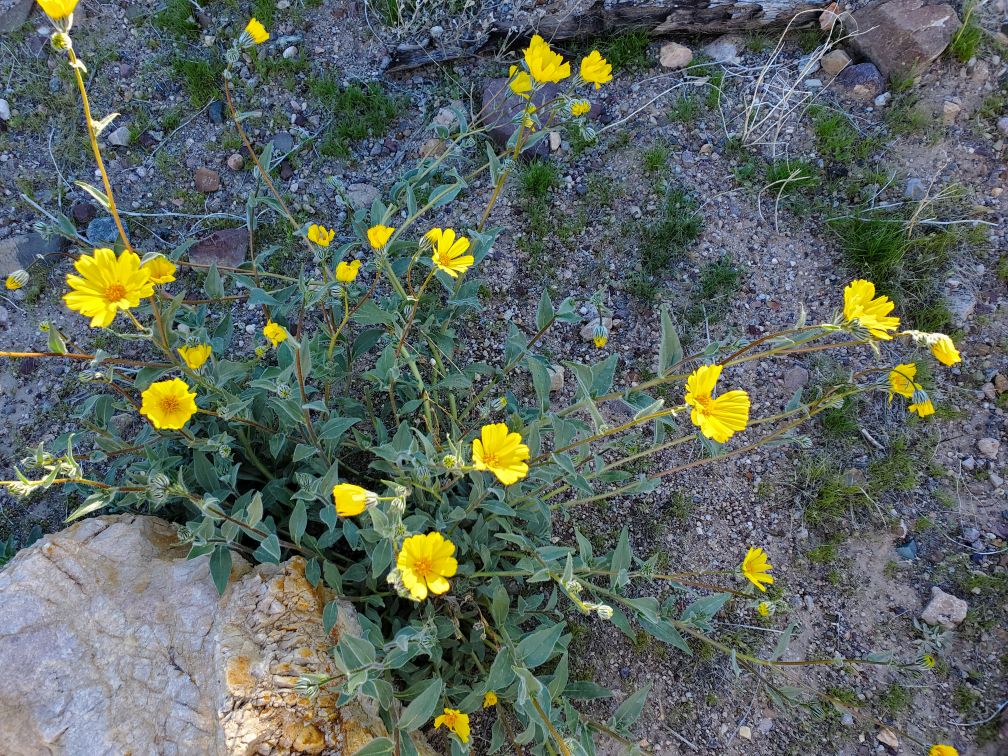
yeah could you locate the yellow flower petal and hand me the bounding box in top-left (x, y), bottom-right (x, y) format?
top-left (139, 378), bottom-right (198, 430)
top-left (843, 279), bottom-right (899, 339)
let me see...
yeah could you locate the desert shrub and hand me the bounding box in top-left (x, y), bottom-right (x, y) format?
top-left (3, 9), bottom-right (963, 755)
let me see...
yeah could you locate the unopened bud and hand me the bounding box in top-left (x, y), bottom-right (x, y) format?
top-left (596, 604), bottom-right (614, 620)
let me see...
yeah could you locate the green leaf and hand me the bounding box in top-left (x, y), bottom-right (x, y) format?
top-left (204, 262), bottom-right (224, 298)
top-left (322, 599), bottom-right (341, 635)
top-left (209, 545), bottom-right (232, 595)
top-left (246, 492), bottom-right (263, 529)
top-left (75, 180), bottom-right (111, 211)
top-left (609, 526), bottom-right (631, 590)
top-left (66, 492), bottom-right (108, 523)
top-left (527, 356), bottom-right (551, 410)
top-left (536, 289), bottom-right (554, 331)
top-left (397, 677), bottom-right (444, 733)
top-left (253, 533), bottom-right (281, 564)
top-left (351, 738), bottom-right (394, 756)
top-left (491, 581), bottom-right (509, 628)
top-left (772, 622), bottom-right (796, 661)
top-left (565, 681), bottom-right (613, 700)
top-left (657, 305), bottom-right (683, 373)
top-left (516, 622), bottom-right (564, 669)
top-left (289, 500), bottom-right (307, 546)
top-left (610, 683), bottom-right (651, 731)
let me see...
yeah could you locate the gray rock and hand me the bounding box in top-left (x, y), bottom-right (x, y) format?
top-left (193, 167), bottom-right (221, 192)
top-left (208, 99), bottom-right (224, 125)
top-left (281, 45), bottom-right (298, 60)
top-left (0, 515), bottom-right (392, 754)
top-left (106, 125), bottom-right (131, 147)
top-left (945, 289), bottom-right (976, 327)
top-left (702, 35), bottom-right (742, 65)
top-left (874, 92), bottom-right (892, 108)
top-left (962, 526), bottom-right (980, 542)
top-left (783, 365), bottom-right (810, 390)
top-left (920, 586), bottom-right (968, 629)
top-left (346, 182), bottom-right (379, 210)
top-left (0, 232), bottom-right (67, 274)
top-left (0, 97), bottom-right (9, 121)
top-left (848, 0), bottom-right (961, 79)
top-left (86, 216), bottom-right (125, 246)
top-left (834, 63), bottom-right (885, 102)
top-left (0, 0), bottom-right (33, 34)
top-left (226, 152), bottom-right (244, 171)
top-left (480, 77), bottom-right (558, 157)
top-left (188, 227), bottom-right (249, 268)
top-left (269, 131), bottom-right (295, 154)
top-left (820, 49), bottom-right (851, 76)
top-left (997, 116), bottom-right (1008, 136)
top-left (905, 177), bottom-right (927, 201)
top-left (977, 437), bottom-right (1000, 459)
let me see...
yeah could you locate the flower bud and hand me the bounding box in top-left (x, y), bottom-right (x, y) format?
top-left (596, 604), bottom-right (614, 620)
top-left (276, 382), bottom-right (291, 399)
top-left (390, 497), bottom-right (406, 515)
top-left (592, 323), bottom-right (608, 348)
top-left (564, 578), bottom-right (583, 595)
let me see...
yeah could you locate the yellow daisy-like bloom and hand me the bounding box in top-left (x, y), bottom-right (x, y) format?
top-left (36, 0), bottom-right (78, 20)
top-left (397, 531), bottom-right (458, 601)
top-left (741, 546), bottom-right (774, 592)
top-left (888, 363), bottom-right (918, 401)
top-left (930, 334), bottom-right (960, 366)
top-left (427, 228), bottom-right (474, 278)
top-left (929, 746), bottom-right (958, 756)
top-left (307, 224), bottom-right (335, 247)
top-left (580, 50), bottom-right (612, 89)
top-left (472, 422), bottom-right (530, 486)
top-left (843, 279), bottom-right (900, 339)
top-left (245, 17), bottom-right (269, 44)
top-left (335, 259), bottom-right (361, 283)
top-left (143, 256), bottom-right (177, 285)
top-left (483, 691), bottom-right (498, 708)
top-left (332, 483), bottom-right (372, 517)
top-left (684, 364), bottom-right (751, 444)
top-left (524, 34), bottom-right (570, 84)
top-left (508, 65), bottom-right (532, 98)
top-left (63, 247), bottom-right (154, 328)
top-left (570, 100), bottom-right (591, 117)
top-left (5, 269), bottom-right (28, 290)
top-left (178, 344), bottom-right (212, 370)
top-left (263, 320), bottom-right (288, 347)
top-left (139, 378), bottom-right (198, 430)
top-left (757, 602), bottom-right (771, 617)
top-left (433, 708), bottom-right (470, 744)
top-left (367, 224), bottom-right (395, 250)
top-left (921, 653), bottom-right (936, 669)
top-left (909, 397), bottom-right (935, 417)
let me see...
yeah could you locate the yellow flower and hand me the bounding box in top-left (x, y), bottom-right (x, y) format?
top-left (522, 104), bottom-right (537, 130)
top-left (434, 708), bottom-right (470, 744)
top-left (5, 269), bottom-right (28, 290)
top-left (909, 397), bottom-right (935, 417)
top-left (397, 531), bottom-right (458, 601)
top-left (742, 547), bottom-right (774, 592)
top-left (888, 363), bottom-right (918, 401)
top-left (139, 378), bottom-right (198, 430)
top-left (580, 50), bottom-right (612, 89)
top-left (483, 691), bottom-right (498, 708)
top-left (570, 100), bottom-right (591, 117)
top-left (592, 322), bottom-right (608, 348)
top-left (427, 228), bottom-right (474, 278)
top-left (843, 279), bottom-right (899, 339)
top-left (333, 483), bottom-right (373, 517)
top-left (307, 224), bottom-right (335, 247)
top-left (36, 0), bottom-right (78, 20)
top-left (263, 320), bottom-right (288, 347)
top-left (367, 224), bottom-right (395, 250)
top-left (143, 256), bottom-right (177, 285)
top-left (178, 344), bottom-right (212, 370)
top-left (684, 364), bottom-right (750, 443)
top-left (929, 747), bottom-right (958, 756)
top-left (930, 334), bottom-right (960, 366)
top-left (757, 602), bottom-right (771, 617)
top-left (524, 34), bottom-right (570, 83)
top-left (63, 247), bottom-right (154, 328)
top-left (245, 17), bottom-right (269, 44)
top-left (472, 422), bottom-right (530, 485)
top-left (508, 65), bottom-right (532, 98)
top-left (335, 259), bottom-right (361, 283)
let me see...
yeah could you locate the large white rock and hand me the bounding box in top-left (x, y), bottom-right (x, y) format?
top-left (0, 515), bottom-right (390, 755)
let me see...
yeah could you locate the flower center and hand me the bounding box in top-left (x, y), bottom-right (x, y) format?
top-left (412, 556), bottom-right (432, 578)
top-left (693, 394), bottom-right (714, 413)
top-left (105, 283), bottom-right (127, 302)
top-left (443, 712), bottom-right (457, 727)
top-left (159, 395), bottom-right (180, 415)
top-left (481, 450), bottom-right (500, 468)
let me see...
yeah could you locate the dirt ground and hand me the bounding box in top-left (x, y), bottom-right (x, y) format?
top-left (0, 0), bottom-right (1006, 754)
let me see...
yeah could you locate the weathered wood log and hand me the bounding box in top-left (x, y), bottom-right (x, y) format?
top-left (387, 0), bottom-right (827, 72)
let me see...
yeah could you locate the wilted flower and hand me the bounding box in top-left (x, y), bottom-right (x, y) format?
top-left (367, 224), bottom-right (395, 250)
top-left (843, 279), bottom-right (899, 339)
top-left (482, 691), bottom-right (498, 708)
top-left (64, 248), bottom-right (154, 328)
top-left (139, 378), bottom-right (198, 430)
top-left (397, 531), bottom-right (458, 601)
top-left (684, 364), bottom-right (750, 443)
top-left (595, 604), bottom-right (614, 620)
top-left (5, 269), bottom-right (28, 290)
top-left (472, 422), bottom-right (530, 485)
top-left (433, 708), bottom-right (470, 744)
top-left (307, 224), bottom-right (335, 247)
top-left (930, 334), bottom-right (961, 366)
top-left (579, 50), bottom-right (612, 88)
top-left (741, 546), bottom-right (774, 592)
top-left (335, 259), bottom-right (361, 283)
top-left (263, 320), bottom-right (288, 347)
top-left (178, 344), bottom-right (212, 370)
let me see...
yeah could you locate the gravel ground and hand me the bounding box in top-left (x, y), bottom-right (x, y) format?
top-left (1, 1), bottom-right (1006, 754)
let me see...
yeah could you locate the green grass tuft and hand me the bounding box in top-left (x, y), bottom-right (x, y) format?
top-left (309, 78), bottom-right (401, 159)
top-left (638, 185), bottom-right (703, 275)
top-left (949, 1), bottom-right (982, 62)
top-left (602, 31), bottom-right (651, 72)
top-left (172, 58), bottom-right (223, 105)
top-left (642, 144), bottom-right (670, 173)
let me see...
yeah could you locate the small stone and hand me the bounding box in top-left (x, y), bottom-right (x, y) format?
top-left (945, 289), bottom-right (976, 327)
top-left (547, 365), bottom-right (565, 394)
top-left (189, 228), bottom-right (248, 268)
top-left (756, 718), bottom-right (774, 735)
top-left (0, 305), bottom-right (8, 329)
top-left (429, 25), bottom-right (444, 40)
top-left (549, 130), bottom-right (561, 152)
top-left (71, 201), bottom-right (97, 225)
top-left (820, 49), bottom-right (851, 76)
top-left (848, 0), bottom-right (962, 80)
top-left (841, 712), bottom-right (855, 727)
top-left (876, 727), bottom-right (899, 749)
top-left (208, 100), bottom-right (224, 125)
top-left (842, 468), bottom-right (867, 488)
top-left (874, 91), bottom-right (892, 108)
top-left (346, 183), bottom-right (379, 210)
top-left (226, 153), bottom-right (244, 171)
top-left (107, 125), bottom-right (131, 147)
top-left (278, 159), bottom-right (294, 180)
top-left (819, 2), bottom-right (840, 30)
top-left (998, 116), bottom-right (1008, 136)
top-left (137, 131), bottom-right (159, 149)
top-left (920, 586), bottom-right (968, 630)
top-left (738, 725), bottom-right (752, 741)
top-left (977, 438), bottom-right (1000, 459)
top-left (962, 456), bottom-right (976, 472)
top-left (904, 177), bottom-right (927, 201)
top-left (962, 526), bottom-right (980, 542)
top-left (419, 137), bottom-right (445, 158)
top-left (193, 168), bottom-right (221, 192)
top-left (783, 366), bottom-right (809, 390)
top-left (0, 98), bottom-right (10, 121)
top-left (282, 45), bottom-right (298, 60)
top-left (86, 216), bottom-right (125, 246)
top-left (659, 41), bottom-right (693, 69)
top-left (702, 35), bottom-right (742, 65)
top-left (941, 100), bottom-right (961, 125)
top-left (269, 132), bottom-right (294, 154)
top-left (994, 373), bottom-right (1008, 393)
top-left (834, 62), bottom-right (885, 102)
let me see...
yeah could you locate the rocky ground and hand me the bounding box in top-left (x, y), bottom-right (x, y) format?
top-left (1, 0), bottom-right (1006, 754)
